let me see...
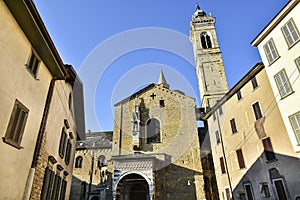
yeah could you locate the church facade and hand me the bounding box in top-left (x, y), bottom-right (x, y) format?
top-left (110, 71), bottom-right (206, 200)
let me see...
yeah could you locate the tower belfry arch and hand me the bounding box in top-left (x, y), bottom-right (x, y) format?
top-left (190, 3), bottom-right (228, 109)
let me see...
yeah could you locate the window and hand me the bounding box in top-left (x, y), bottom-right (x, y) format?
top-left (26, 51), bottom-right (40, 77)
top-left (225, 188), bottom-right (231, 200)
top-left (75, 156), bottom-right (83, 168)
top-left (200, 32), bottom-right (212, 49)
top-left (236, 149), bottom-right (245, 169)
top-left (219, 106), bottom-right (223, 115)
top-left (230, 118), bottom-right (238, 134)
top-left (296, 57), bottom-right (300, 72)
top-left (289, 112), bottom-right (300, 143)
top-left (262, 137), bottom-right (276, 161)
top-left (274, 69), bottom-right (293, 98)
top-left (252, 101), bottom-right (263, 120)
top-left (98, 155), bottom-right (106, 167)
top-left (244, 183), bottom-right (254, 200)
top-left (273, 178), bottom-right (288, 200)
top-left (159, 100), bottom-right (165, 107)
top-left (59, 128), bottom-right (68, 158)
top-left (260, 182), bottom-right (271, 198)
top-left (3, 100), bottom-right (29, 148)
top-left (237, 90), bottom-right (242, 101)
top-left (213, 112), bottom-right (216, 121)
top-left (59, 179), bottom-right (67, 200)
top-left (220, 157), bottom-right (226, 174)
top-left (251, 77), bottom-right (258, 89)
top-left (282, 19), bottom-right (299, 47)
top-left (215, 130), bottom-right (220, 144)
top-left (263, 39), bottom-right (279, 64)
top-left (147, 118), bottom-right (160, 143)
top-left (65, 139), bottom-right (72, 165)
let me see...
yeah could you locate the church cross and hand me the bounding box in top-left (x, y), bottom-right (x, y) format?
top-left (150, 93), bottom-right (156, 100)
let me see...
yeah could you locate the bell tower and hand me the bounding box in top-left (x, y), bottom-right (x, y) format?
top-left (190, 4), bottom-right (228, 109)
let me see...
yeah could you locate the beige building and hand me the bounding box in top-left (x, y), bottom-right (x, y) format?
top-left (71, 131), bottom-right (113, 200)
top-left (252, 0), bottom-right (300, 154)
top-left (202, 63), bottom-right (300, 199)
top-left (0, 0), bottom-right (85, 199)
top-left (110, 71), bottom-right (206, 200)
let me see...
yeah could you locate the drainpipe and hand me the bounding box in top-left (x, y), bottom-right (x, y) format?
top-left (22, 78), bottom-right (60, 200)
top-left (216, 111), bottom-right (235, 200)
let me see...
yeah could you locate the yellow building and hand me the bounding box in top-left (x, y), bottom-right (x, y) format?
top-left (202, 63), bottom-right (300, 199)
top-left (0, 1), bottom-right (85, 199)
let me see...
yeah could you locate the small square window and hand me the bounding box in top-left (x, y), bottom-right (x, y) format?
top-left (26, 51), bottom-right (40, 78)
top-left (3, 99), bottom-right (29, 149)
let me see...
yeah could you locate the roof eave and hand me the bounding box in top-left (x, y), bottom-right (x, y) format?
top-left (4, 0), bottom-right (67, 78)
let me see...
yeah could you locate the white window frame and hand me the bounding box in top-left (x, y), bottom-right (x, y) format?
top-left (289, 111), bottom-right (300, 144)
top-left (244, 183), bottom-right (255, 200)
top-left (281, 18), bottom-right (300, 47)
top-left (272, 178), bottom-right (289, 200)
top-left (274, 69), bottom-right (293, 98)
top-left (263, 39), bottom-right (279, 64)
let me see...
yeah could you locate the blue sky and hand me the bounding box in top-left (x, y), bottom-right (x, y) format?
top-left (34, 1), bottom-right (289, 132)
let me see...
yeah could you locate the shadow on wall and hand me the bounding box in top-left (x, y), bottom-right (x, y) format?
top-left (232, 152), bottom-right (300, 200)
top-left (70, 173), bottom-right (113, 200)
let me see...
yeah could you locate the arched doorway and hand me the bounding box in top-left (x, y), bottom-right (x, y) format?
top-left (116, 173), bottom-right (150, 200)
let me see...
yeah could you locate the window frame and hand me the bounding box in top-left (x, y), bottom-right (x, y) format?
top-left (251, 76), bottom-right (258, 90)
top-left (146, 118), bottom-right (161, 144)
top-left (244, 183), bottom-right (255, 200)
top-left (274, 69), bottom-right (293, 98)
top-left (295, 56), bottom-right (300, 73)
top-left (263, 38), bottom-right (279, 65)
top-left (281, 18), bottom-right (300, 48)
top-left (215, 130), bottom-right (220, 144)
top-left (59, 128), bottom-right (68, 158)
top-left (230, 118), bottom-right (238, 134)
top-left (289, 111), bottom-right (300, 144)
top-left (26, 50), bottom-right (40, 78)
top-left (3, 99), bottom-right (29, 149)
top-left (252, 101), bottom-right (263, 121)
top-left (75, 156), bottom-right (83, 168)
top-left (236, 149), bottom-right (246, 169)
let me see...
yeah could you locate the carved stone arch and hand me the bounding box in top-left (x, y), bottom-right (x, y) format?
top-left (200, 31), bottom-right (214, 49)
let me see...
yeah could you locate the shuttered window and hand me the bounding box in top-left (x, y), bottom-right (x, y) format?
top-left (251, 76), bottom-right (258, 89)
top-left (274, 69), bottom-right (293, 98)
top-left (262, 137), bottom-right (276, 161)
top-left (27, 51), bottom-right (40, 78)
top-left (282, 19), bottom-right (299, 47)
top-left (236, 149), bottom-right (245, 169)
top-left (289, 112), bottom-right (300, 143)
top-left (263, 39), bottom-right (279, 64)
top-left (3, 100), bottom-right (29, 148)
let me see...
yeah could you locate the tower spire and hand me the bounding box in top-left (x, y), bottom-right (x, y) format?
top-left (158, 70), bottom-right (170, 88)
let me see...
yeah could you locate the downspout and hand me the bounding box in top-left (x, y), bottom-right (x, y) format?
top-left (22, 78), bottom-right (60, 200)
top-left (216, 111), bottom-right (235, 200)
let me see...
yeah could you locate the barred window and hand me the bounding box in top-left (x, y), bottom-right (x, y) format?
top-left (3, 100), bottom-right (29, 148)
